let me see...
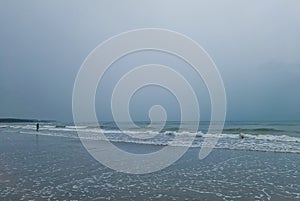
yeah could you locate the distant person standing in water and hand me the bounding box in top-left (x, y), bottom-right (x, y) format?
top-left (36, 123), bottom-right (39, 132)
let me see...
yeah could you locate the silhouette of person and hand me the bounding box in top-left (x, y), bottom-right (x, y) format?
top-left (36, 123), bottom-right (39, 132)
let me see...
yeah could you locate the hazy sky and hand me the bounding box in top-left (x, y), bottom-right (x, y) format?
top-left (0, 0), bottom-right (299, 122)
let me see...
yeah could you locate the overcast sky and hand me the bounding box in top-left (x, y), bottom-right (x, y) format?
top-left (0, 0), bottom-right (299, 122)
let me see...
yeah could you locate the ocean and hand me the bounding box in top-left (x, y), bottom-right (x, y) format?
top-left (2, 121), bottom-right (300, 154)
top-left (0, 121), bottom-right (299, 200)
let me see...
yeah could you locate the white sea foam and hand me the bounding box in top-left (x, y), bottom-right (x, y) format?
top-left (3, 123), bottom-right (300, 154)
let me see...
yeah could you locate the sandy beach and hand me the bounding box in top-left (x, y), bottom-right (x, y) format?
top-left (1, 129), bottom-right (299, 200)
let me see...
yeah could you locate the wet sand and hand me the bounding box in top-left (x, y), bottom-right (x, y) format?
top-left (0, 131), bottom-right (299, 200)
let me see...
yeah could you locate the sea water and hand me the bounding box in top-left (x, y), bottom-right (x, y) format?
top-left (2, 121), bottom-right (300, 154)
top-left (0, 121), bottom-right (300, 200)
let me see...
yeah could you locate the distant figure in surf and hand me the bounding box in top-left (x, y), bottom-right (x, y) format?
top-left (36, 123), bottom-right (39, 132)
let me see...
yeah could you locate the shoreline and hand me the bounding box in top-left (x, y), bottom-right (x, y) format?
top-left (0, 130), bottom-right (300, 200)
top-left (2, 128), bottom-right (300, 155)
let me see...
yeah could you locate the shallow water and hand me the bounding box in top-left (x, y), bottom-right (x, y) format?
top-left (1, 121), bottom-right (300, 154)
top-left (0, 131), bottom-right (299, 200)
